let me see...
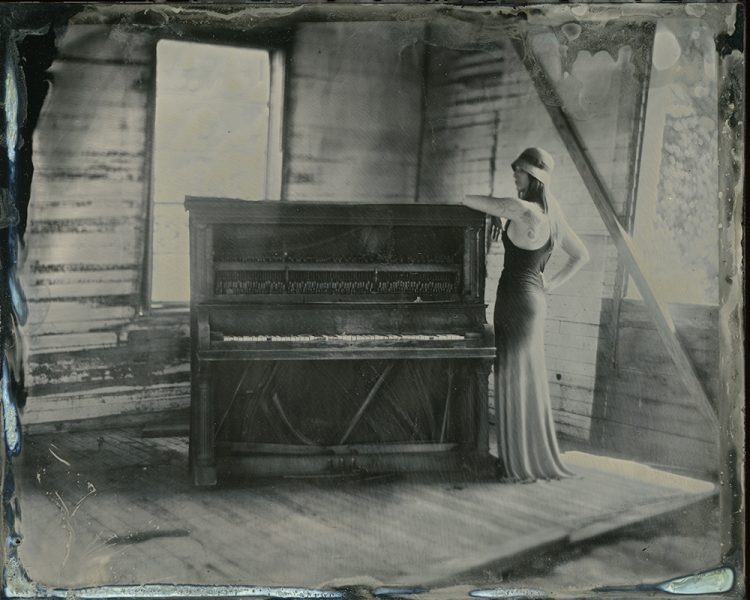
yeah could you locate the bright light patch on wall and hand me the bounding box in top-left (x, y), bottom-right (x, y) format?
top-left (628, 20), bottom-right (719, 306)
top-left (151, 40), bottom-right (272, 304)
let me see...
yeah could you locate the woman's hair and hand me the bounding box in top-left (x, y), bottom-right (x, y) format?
top-left (523, 175), bottom-right (561, 248)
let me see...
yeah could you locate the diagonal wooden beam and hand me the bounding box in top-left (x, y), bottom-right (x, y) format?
top-left (511, 36), bottom-right (719, 431)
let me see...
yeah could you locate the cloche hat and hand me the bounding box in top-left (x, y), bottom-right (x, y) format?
top-left (511, 147), bottom-right (555, 187)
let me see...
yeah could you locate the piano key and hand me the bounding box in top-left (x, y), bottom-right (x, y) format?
top-left (221, 333), bottom-right (467, 343)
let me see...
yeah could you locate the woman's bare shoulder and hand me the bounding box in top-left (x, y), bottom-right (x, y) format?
top-left (508, 209), bottom-right (551, 249)
top-left (519, 203), bottom-right (547, 227)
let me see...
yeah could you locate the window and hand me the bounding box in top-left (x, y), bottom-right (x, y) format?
top-left (628, 20), bottom-right (719, 306)
top-left (149, 40), bottom-right (284, 305)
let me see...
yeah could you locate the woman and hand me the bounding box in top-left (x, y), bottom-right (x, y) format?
top-left (463, 147), bottom-right (589, 482)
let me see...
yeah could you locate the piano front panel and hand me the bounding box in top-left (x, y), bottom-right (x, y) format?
top-left (212, 359), bottom-right (475, 448)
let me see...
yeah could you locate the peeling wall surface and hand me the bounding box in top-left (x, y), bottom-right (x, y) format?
top-left (20, 26), bottom-right (193, 428)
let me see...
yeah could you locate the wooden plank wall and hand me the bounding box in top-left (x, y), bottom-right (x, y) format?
top-left (593, 301), bottom-right (719, 476)
top-left (283, 22), bottom-right (426, 203)
top-left (418, 35), bottom-right (637, 443)
top-left (20, 26), bottom-right (191, 428)
top-left (20, 22), bottom-right (429, 429)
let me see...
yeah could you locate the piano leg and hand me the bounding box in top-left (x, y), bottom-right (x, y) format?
top-left (476, 361), bottom-right (490, 456)
top-left (476, 360), bottom-right (492, 457)
top-left (192, 367), bottom-right (217, 486)
top-left (461, 358), bottom-right (494, 479)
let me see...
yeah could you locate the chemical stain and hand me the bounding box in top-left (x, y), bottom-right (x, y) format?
top-left (2, 361), bottom-right (22, 456)
top-left (652, 26), bottom-right (682, 71)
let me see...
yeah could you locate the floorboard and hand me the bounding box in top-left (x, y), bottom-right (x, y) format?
top-left (15, 429), bottom-right (716, 588)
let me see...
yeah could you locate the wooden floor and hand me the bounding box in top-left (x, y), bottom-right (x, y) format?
top-left (15, 428), bottom-right (716, 590)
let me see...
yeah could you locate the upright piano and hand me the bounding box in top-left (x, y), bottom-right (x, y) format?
top-left (185, 198), bottom-right (496, 485)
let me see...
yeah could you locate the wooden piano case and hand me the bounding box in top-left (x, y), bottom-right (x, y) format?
top-left (185, 198), bottom-right (496, 485)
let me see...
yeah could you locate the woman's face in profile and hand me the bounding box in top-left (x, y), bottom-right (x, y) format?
top-left (513, 167), bottom-right (530, 198)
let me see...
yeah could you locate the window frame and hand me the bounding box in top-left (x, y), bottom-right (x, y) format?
top-left (140, 39), bottom-right (287, 314)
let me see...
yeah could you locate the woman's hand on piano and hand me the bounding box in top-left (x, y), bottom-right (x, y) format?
top-left (490, 216), bottom-right (502, 242)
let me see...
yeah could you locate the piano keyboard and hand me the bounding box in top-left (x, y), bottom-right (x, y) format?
top-left (222, 333), bottom-right (467, 343)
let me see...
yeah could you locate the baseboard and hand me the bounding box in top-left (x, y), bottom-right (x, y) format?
top-left (22, 408), bottom-right (190, 437)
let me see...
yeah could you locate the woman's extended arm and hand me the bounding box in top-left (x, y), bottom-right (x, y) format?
top-left (543, 217), bottom-right (590, 292)
top-left (463, 194), bottom-right (534, 221)
top-left (463, 195), bottom-right (543, 240)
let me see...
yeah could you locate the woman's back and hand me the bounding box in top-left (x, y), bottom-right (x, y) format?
top-left (499, 221), bottom-right (553, 292)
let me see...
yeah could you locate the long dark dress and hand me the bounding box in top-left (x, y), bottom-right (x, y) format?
top-left (493, 221), bottom-right (574, 481)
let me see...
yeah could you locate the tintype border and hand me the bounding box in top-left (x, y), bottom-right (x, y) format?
top-left (0, 3), bottom-right (744, 599)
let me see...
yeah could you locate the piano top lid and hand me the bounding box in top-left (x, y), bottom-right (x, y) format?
top-left (184, 197), bottom-right (487, 227)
